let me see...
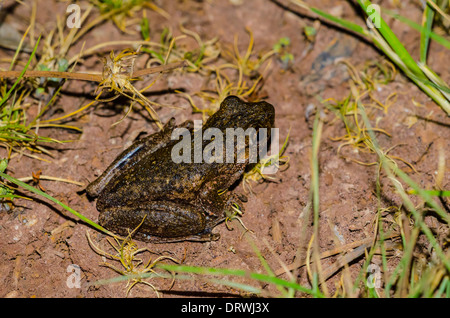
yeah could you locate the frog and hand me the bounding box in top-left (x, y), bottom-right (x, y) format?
top-left (86, 95), bottom-right (275, 243)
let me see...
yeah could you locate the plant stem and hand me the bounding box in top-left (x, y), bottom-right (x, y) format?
top-left (0, 60), bottom-right (187, 82)
top-left (0, 171), bottom-right (114, 236)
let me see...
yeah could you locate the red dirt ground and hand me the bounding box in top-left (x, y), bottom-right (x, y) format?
top-left (0, 0), bottom-right (448, 298)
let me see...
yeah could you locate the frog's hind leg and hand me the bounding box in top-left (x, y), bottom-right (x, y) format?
top-left (98, 201), bottom-right (222, 243)
top-left (136, 229), bottom-right (221, 243)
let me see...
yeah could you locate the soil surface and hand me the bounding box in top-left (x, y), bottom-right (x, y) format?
top-left (0, 0), bottom-right (448, 298)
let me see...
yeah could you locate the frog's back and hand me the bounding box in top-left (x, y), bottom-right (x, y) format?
top-left (97, 143), bottom-right (219, 209)
top-left (97, 95), bottom-right (275, 210)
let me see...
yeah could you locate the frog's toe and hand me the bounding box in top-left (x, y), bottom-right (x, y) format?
top-left (225, 193), bottom-right (246, 214)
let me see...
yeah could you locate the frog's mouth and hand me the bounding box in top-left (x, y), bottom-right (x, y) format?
top-left (235, 127), bottom-right (274, 164)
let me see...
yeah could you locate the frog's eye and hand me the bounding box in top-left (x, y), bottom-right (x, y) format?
top-left (163, 117), bottom-right (176, 131)
top-left (221, 95), bottom-right (246, 109)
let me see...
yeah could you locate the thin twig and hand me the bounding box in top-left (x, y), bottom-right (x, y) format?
top-left (17, 175), bottom-right (84, 187)
top-left (0, 60), bottom-right (187, 82)
top-left (0, 70), bottom-right (102, 81)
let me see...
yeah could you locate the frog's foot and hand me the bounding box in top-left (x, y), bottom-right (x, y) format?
top-left (224, 193), bottom-right (246, 217)
top-left (136, 230), bottom-right (221, 243)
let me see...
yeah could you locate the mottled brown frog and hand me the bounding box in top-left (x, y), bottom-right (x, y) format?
top-left (86, 96), bottom-right (275, 242)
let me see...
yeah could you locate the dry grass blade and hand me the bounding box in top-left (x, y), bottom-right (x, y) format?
top-left (275, 233), bottom-right (401, 276)
top-left (0, 60), bottom-right (186, 82)
top-left (87, 226), bottom-right (183, 297)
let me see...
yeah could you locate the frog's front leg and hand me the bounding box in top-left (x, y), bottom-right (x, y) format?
top-left (98, 200), bottom-right (222, 243)
top-left (198, 164), bottom-right (247, 217)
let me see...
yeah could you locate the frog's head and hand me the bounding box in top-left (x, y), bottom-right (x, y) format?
top-left (205, 95), bottom-right (275, 131)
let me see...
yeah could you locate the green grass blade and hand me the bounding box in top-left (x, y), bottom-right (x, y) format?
top-left (358, 107), bottom-right (450, 272)
top-left (357, 0), bottom-right (450, 113)
top-left (310, 7), bottom-right (366, 35)
top-left (408, 189), bottom-right (450, 197)
top-left (418, 62), bottom-right (450, 101)
top-left (0, 36), bottom-right (41, 109)
top-left (357, 0), bottom-right (425, 79)
top-left (420, 1), bottom-right (436, 63)
top-left (433, 277), bottom-right (449, 298)
top-left (291, 0), bottom-right (450, 114)
top-left (0, 171), bottom-right (113, 236)
top-left (291, 0), bottom-right (366, 35)
top-left (155, 263), bottom-right (322, 296)
top-left (91, 270), bottom-right (264, 294)
top-left (382, 8), bottom-right (449, 50)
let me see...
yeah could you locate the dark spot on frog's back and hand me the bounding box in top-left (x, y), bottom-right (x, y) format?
top-left (86, 95), bottom-right (276, 243)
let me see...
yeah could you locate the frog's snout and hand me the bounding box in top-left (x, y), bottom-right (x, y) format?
top-left (247, 100), bottom-right (275, 130)
top-left (258, 101), bottom-right (275, 126)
